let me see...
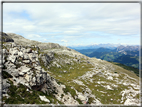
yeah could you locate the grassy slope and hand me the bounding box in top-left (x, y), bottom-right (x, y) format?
top-left (109, 61), bottom-right (139, 77)
top-left (45, 52), bottom-right (140, 104)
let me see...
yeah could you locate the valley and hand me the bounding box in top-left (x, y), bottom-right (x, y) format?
top-left (72, 46), bottom-right (140, 70)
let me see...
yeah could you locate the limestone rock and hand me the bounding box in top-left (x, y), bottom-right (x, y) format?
top-left (11, 69), bottom-right (19, 77)
top-left (23, 60), bottom-right (30, 64)
top-left (12, 49), bottom-right (18, 55)
top-left (39, 96), bottom-right (50, 103)
top-left (9, 55), bottom-right (17, 63)
top-left (3, 79), bottom-right (10, 90)
top-left (3, 49), bottom-right (8, 55)
top-left (19, 66), bottom-right (31, 76)
top-left (23, 54), bottom-right (30, 60)
top-left (18, 51), bottom-right (23, 58)
top-left (11, 43), bottom-right (17, 48)
top-left (39, 54), bottom-right (52, 66)
top-left (28, 53), bottom-right (36, 60)
top-left (26, 48), bottom-right (32, 53)
top-left (35, 66), bottom-right (42, 71)
top-left (78, 94), bottom-right (87, 102)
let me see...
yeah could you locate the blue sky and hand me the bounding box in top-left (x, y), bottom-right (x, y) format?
top-left (3, 3), bottom-right (140, 46)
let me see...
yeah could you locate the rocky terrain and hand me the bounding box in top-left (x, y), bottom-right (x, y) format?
top-left (0, 32), bottom-right (141, 106)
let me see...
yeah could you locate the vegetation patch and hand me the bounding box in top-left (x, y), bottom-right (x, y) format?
top-left (87, 97), bottom-right (94, 104)
top-left (38, 57), bottom-right (47, 71)
top-left (109, 61), bottom-right (139, 77)
top-left (63, 85), bottom-right (77, 99)
top-left (2, 71), bottom-right (13, 79)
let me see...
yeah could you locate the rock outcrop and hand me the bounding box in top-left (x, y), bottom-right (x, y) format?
top-left (2, 42), bottom-right (79, 104)
top-left (3, 43), bottom-right (51, 92)
top-left (0, 32), bottom-right (14, 42)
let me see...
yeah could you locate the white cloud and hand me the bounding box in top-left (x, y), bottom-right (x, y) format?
top-left (25, 34), bottom-right (42, 41)
top-left (3, 3), bottom-right (140, 46)
top-left (63, 31), bottom-right (79, 34)
top-left (61, 39), bottom-right (68, 43)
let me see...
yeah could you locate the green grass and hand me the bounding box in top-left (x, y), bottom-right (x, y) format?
top-left (2, 71), bottom-right (13, 79)
top-left (109, 61), bottom-right (139, 77)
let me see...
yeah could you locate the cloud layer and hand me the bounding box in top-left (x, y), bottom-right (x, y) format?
top-left (3, 3), bottom-right (140, 46)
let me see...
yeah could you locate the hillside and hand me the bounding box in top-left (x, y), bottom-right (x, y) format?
top-left (1, 33), bottom-right (140, 106)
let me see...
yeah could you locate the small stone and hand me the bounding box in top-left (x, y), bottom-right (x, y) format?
top-left (35, 51), bottom-right (38, 54)
top-left (23, 54), bottom-right (29, 60)
top-left (39, 96), bottom-right (50, 103)
top-left (63, 71), bottom-right (67, 73)
top-left (78, 94), bottom-right (86, 101)
top-left (11, 43), bottom-right (16, 48)
top-left (26, 48), bottom-right (32, 53)
top-left (23, 60), bottom-right (30, 64)
top-left (18, 51), bottom-right (23, 58)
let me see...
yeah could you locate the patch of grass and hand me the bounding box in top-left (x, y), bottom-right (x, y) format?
top-left (61, 94), bottom-right (64, 98)
top-left (15, 63), bottom-right (22, 69)
top-left (2, 64), bottom-right (7, 69)
top-left (49, 56), bottom-right (94, 82)
top-left (76, 98), bottom-right (83, 104)
top-left (2, 71), bottom-right (13, 79)
top-left (87, 97), bottom-right (94, 104)
top-left (63, 85), bottom-right (77, 98)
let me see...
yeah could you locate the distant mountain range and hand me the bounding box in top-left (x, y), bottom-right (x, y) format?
top-left (67, 44), bottom-right (139, 50)
top-left (68, 44), bottom-right (140, 69)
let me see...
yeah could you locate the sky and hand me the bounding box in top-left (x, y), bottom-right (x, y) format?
top-left (3, 3), bottom-right (140, 46)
